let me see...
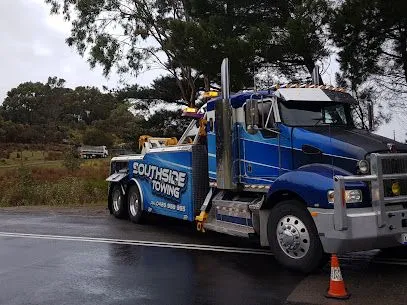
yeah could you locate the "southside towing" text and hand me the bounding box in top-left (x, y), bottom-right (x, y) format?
top-left (133, 162), bottom-right (187, 200)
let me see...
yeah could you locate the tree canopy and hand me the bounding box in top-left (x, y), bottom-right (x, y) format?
top-left (0, 76), bottom-right (192, 148)
top-left (0, 78), bottom-right (122, 144)
top-left (1, 0), bottom-right (405, 146)
top-left (45, 0), bottom-right (332, 105)
top-left (331, 0), bottom-right (407, 93)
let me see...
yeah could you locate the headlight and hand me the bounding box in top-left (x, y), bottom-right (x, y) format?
top-left (392, 182), bottom-right (401, 196)
top-left (327, 189), bottom-right (363, 204)
top-left (357, 159), bottom-right (369, 174)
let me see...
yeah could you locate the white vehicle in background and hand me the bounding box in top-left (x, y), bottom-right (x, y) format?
top-left (79, 145), bottom-right (109, 158)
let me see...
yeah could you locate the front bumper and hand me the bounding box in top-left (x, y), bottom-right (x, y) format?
top-left (313, 152), bottom-right (407, 253)
top-left (312, 206), bottom-right (407, 253)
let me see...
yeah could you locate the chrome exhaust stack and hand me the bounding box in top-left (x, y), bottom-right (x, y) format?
top-left (312, 65), bottom-right (320, 85)
top-left (215, 58), bottom-right (235, 190)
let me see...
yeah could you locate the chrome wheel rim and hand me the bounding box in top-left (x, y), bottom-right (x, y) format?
top-left (276, 215), bottom-right (310, 259)
top-left (129, 193), bottom-right (139, 216)
top-left (112, 190), bottom-right (121, 212)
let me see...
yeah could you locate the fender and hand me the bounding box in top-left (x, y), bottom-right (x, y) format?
top-left (267, 163), bottom-right (368, 209)
top-left (130, 178), bottom-right (145, 211)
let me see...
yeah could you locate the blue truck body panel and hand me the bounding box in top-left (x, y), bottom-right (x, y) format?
top-left (267, 164), bottom-right (370, 208)
top-left (204, 90), bottom-right (387, 209)
top-left (115, 89), bottom-right (406, 220)
top-left (128, 150), bottom-right (195, 221)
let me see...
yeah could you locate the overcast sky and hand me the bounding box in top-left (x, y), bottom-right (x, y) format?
top-left (0, 0), bottom-right (405, 141)
top-left (0, 0), bottom-right (164, 102)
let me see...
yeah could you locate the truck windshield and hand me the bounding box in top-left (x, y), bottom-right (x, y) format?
top-left (279, 101), bottom-right (354, 127)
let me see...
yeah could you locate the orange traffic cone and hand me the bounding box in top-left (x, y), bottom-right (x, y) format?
top-left (325, 254), bottom-right (350, 299)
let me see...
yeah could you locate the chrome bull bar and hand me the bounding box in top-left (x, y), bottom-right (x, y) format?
top-left (334, 153), bottom-right (407, 231)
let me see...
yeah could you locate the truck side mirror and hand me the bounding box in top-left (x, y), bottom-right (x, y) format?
top-left (245, 98), bottom-right (259, 134)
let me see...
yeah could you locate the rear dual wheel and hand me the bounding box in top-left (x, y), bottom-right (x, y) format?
top-left (127, 185), bottom-right (143, 223)
top-left (110, 184), bottom-right (127, 218)
top-left (110, 184), bottom-right (143, 223)
top-left (110, 184), bottom-right (142, 223)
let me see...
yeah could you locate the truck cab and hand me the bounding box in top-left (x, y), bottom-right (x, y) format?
top-left (107, 59), bottom-right (407, 272)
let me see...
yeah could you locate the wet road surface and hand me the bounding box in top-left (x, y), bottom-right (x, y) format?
top-left (0, 210), bottom-right (406, 305)
top-left (0, 211), bottom-right (303, 305)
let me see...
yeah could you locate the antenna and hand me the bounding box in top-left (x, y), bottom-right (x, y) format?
top-left (221, 58), bottom-right (230, 100)
top-left (367, 99), bottom-right (373, 131)
top-left (253, 65), bottom-right (257, 92)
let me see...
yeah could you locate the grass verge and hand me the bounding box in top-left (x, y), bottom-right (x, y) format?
top-left (0, 159), bottom-right (109, 207)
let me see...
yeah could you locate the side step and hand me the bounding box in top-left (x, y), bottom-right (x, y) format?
top-left (204, 220), bottom-right (255, 238)
top-left (202, 193), bottom-right (262, 238)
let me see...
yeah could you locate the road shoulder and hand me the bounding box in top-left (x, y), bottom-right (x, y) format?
top-left (0, 205), bottom-right (108, 216)
top-left (285, 263), bottom-right (407, 305)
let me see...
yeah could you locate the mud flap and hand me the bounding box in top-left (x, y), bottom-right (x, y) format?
top-left (106, 172), bottom-right (128, 183)
top-left (259, 209), bottom-right (272, 247)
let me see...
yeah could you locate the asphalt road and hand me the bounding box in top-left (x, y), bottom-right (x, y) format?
top-left (0, 210), bottom-right (303, 305)
top-left (0, 209), bottom-right (406, 305)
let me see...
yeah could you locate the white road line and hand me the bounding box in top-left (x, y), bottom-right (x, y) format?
top-left (1, 232), bottom-right (406, 265)
top-left (0, 232), bottom-right (273, 256)
top-left (340, 255), bottom-right (407, 266)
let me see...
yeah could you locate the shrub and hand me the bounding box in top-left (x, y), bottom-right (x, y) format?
top-left (0, 161), bottom-right (108, 207)
top-left (45, 151), bottom-right (63, 161)
top-left (62, 149), bottom-right (82, 173)
top-left (0, 150), bottom-right (7, 159)
top-left (83, 128), bottom-right (114, 147)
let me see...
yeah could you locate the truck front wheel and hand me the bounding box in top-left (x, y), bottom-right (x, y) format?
top-left (110, 185), bottom-right (127, 219)
top-left (267, 200), bottom-right (324, 273)
top-left (127, 185), bottom-right (143, 224)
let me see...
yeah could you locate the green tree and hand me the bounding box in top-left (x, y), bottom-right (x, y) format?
top-left (331, 0), bottom-right (407, 92)
top-left (0, 115), bottom-right (6, 142)
top-left (95, 102), bottom-right (143, 142)
top-left (45, 0), bottom-right (203, 105)
top-left (62, 86), bottom-right (118, 125)
top-left (62, 147), bottom-right (82, 173)
top-left (116, 76), bottom-right (193, 105)
top-left (45, 0), bottom-right (332, 105)
top-left (188, 0), bottom-right (331, 83)
top-left (142, 109), bottom-right (190, 138)
top-left (82, 128), bottom-right (114, 147)
top-left (0, 78), bottom-right (121, 144)
top-left (335, 73), bottom-right (390, 130)
top-left (1, 77), bottom-right (70, 141)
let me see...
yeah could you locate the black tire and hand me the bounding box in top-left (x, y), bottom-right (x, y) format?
top-left (127, 185), bottom-right (143, 224)
top-left (110, 184), bottom-right (127, 219)
top-left (267, 200), bottom-right (324, 273)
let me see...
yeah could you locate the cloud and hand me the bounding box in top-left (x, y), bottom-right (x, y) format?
top-left (0, 0), bottom-right (162, 103)
top-left (32, 40), bottom-right (53, 57)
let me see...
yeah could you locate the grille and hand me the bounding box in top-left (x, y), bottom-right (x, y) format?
top-left (382, 158), bottom-right (407, 198)
top-left (192, 145), bottom-right (209, 214)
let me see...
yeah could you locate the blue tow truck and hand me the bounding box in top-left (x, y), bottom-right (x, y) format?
top-left (107, 59), bottom-right (407, 272)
